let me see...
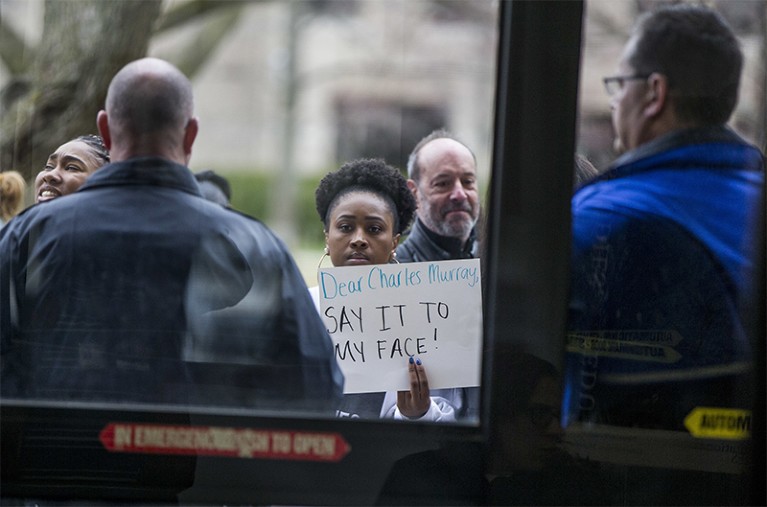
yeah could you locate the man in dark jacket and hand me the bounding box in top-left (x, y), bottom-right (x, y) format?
top-left (396, 129), bottom-right (480, 263)
top-left (395, 129), bottom-right (482, 422)
top-left (0, 58), bottom-right (343, 414)
top-left (564, 4), bottom-right (764, 433)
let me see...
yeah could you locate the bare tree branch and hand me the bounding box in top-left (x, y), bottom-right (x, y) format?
top-left (1, 0), bottom-right (163, 179)
top-left (0, 0), bottom-right (264, 178)
top-left (174, 3), bottom-right (247, 79)
top-left (155, 0), bottom-right (254, 34)
top-left (0, 13), bottom-right (32, 75)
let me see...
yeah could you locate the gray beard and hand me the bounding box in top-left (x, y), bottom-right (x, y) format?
top-left (424, 214), bottom-right (475, 243)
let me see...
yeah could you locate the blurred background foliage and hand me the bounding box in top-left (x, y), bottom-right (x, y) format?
top-left (224, 169), bottom-right (327, 248)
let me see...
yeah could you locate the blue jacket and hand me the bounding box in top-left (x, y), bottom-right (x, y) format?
top-left (0, 157), bottom-right (344, 414)
top-left (564, 126), bottom-right (764, 430)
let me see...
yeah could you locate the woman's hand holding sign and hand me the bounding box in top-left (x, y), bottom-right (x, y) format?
top-left (397, 356), bottom-right (431, 418)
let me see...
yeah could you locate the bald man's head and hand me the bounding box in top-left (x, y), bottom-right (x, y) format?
top-left (99, 58), bottom-right (198, 163)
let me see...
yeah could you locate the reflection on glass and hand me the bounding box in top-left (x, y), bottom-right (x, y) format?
top-left (564, 2), bottom-right (764, 504)
top-left (0, 0), bottom-right (498, 423)
top-left (1, 56), bottom-right (345, 417)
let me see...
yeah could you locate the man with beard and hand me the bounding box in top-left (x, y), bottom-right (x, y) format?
top-left (397, 129), bottom-right (481, 263)
top-left (395, 129), bottom-right (482, 423)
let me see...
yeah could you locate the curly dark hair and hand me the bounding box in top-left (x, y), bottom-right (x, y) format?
top-left (315, 158), bottom-right (416, 235)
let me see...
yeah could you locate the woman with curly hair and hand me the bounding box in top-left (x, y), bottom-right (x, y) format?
top-left (35, 134), bottom-right (109, 203)
top-left (313, 158), bottom-right (458, 422)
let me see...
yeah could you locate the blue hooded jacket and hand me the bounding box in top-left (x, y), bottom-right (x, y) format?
top-left (564, 126), bottom-right (764, 430)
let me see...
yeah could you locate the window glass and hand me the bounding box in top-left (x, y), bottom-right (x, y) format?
top-left (561, 1), bottom-right (766, 504)
top-left (0, 0), bottom-right (498, 423)
top-left (1, 0), bottom-right (764, 505)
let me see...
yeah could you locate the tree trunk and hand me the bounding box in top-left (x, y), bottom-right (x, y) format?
top-left (0, 0), bottom-right (162, 180)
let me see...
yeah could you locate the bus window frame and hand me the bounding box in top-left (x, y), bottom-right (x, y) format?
top-left (8, 1), bottom-right (582, 504)
top-left (2, 1), bottom-right (764, 505)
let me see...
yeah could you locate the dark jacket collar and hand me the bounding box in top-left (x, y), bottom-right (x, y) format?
top-left (417, 218), bottom-right (477, 259)
top-left (599, 125), bottom-right (758, 183)
top-left (79, 157), bottom-right (202, 197)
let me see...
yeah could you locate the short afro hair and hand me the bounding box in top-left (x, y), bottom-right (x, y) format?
top-left (315, 158), bottom-right (416, 235)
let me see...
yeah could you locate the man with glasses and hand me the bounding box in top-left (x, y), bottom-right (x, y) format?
top-left (564, 3), bottom-right (764, 440)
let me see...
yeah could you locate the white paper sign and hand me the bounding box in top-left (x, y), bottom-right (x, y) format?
top-left (318, 259), bottom-right (483, 394)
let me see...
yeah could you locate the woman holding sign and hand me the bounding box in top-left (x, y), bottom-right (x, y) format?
top-left (312, 158), bottom-right (458, 421)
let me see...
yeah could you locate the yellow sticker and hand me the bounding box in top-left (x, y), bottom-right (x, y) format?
top-left (566, 333), bottom-right (682, 363)
top-left (684, 407), bottom-right (751, 440)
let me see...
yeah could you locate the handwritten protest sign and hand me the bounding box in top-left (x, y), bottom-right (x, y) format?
top-left (317, 259), bottom-right (483, 394)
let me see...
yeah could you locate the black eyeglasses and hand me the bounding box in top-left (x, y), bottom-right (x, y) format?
top-left (602, 74), bottom-right (650, 96)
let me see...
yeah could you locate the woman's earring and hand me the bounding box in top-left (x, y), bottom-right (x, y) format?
top-left (390, 251), bottom-right (400, 264)
top-left (317, 247), bottom-right (330, 284)
top-left (318, 247), bottom-right (330, 269)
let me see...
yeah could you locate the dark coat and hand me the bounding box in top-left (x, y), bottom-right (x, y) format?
top-left (395, 218), bottom-right (478, 263)
top-left (0, 157), bottom-right (343, 414)
top-left (564, 126), bottom-right (765, 430)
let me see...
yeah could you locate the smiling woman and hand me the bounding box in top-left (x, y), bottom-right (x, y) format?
top-left (35, 135), bottom-right (110, 203)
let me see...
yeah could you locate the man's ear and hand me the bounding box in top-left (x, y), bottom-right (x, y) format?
top-left (645, 72), bottom-right (668, 118)
top-left (96, 111), bottom-right (111, 150)
top-left (407, 179), bottom-right (418, 197)
top-left (183, 117), bottom-right (199, 157)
